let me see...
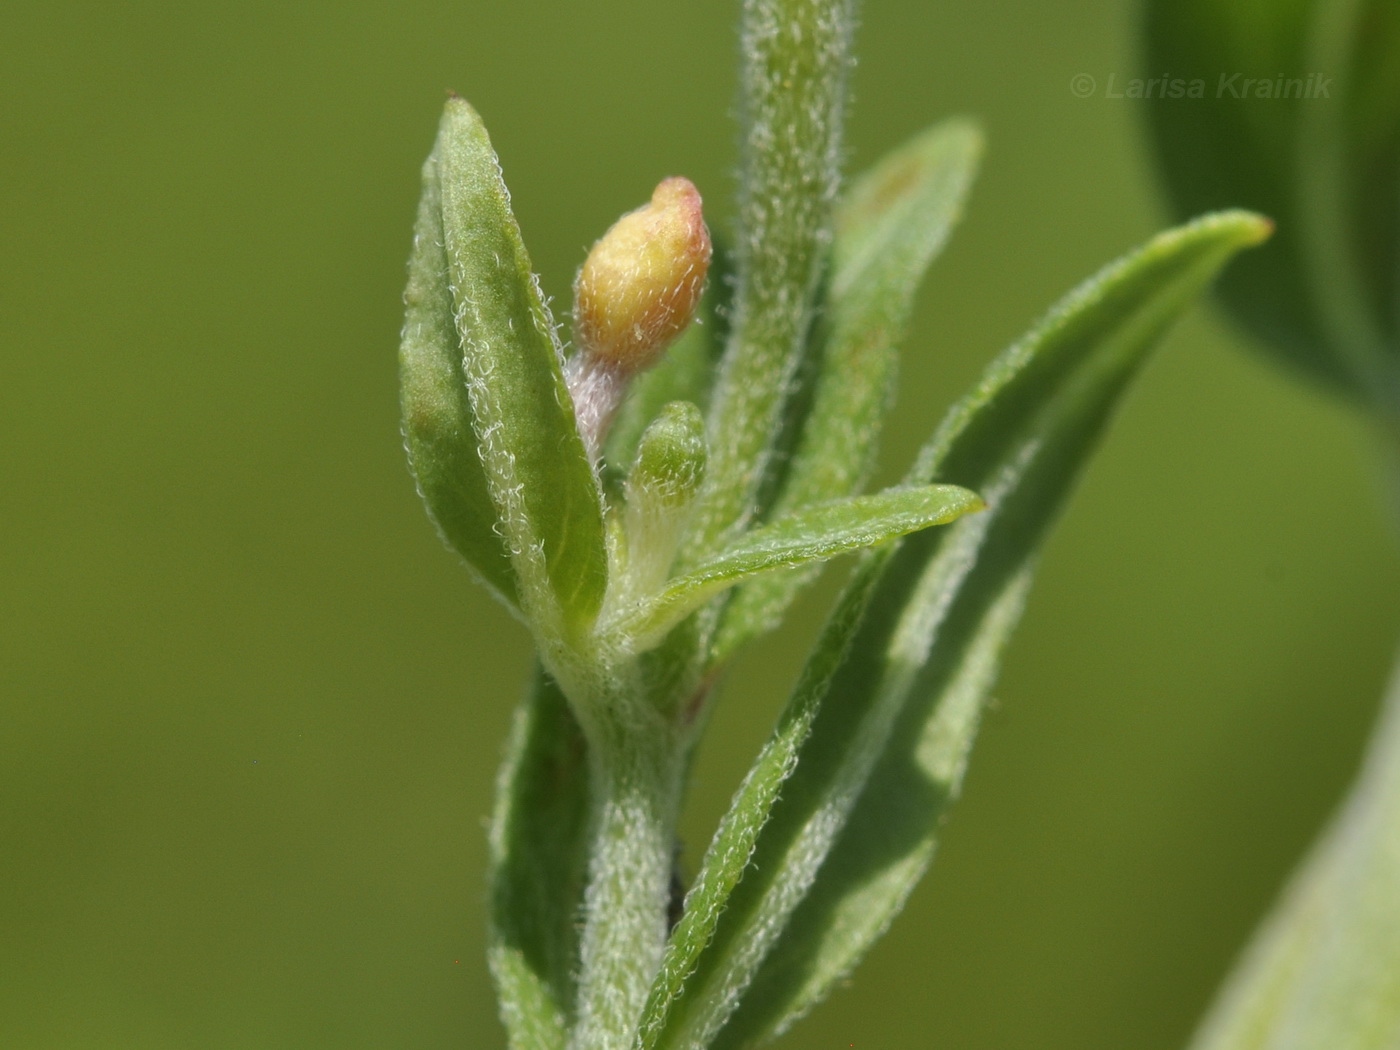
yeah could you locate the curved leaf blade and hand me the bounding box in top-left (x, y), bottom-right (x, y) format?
top-left (434, 96), bottom-right (608, 632)
top-left (400, 136), bottom-right (517, 605)
top-left (613, 485), bottom-right (982, 651)
top-left (1144, 0), bottom-right (1326, 386)
top-left (638, 211), bottom-right (1272, 1050)
top-left (1144, 0), bottom-right (1400, 406)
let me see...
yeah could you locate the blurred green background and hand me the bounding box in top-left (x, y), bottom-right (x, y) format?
top-left (3, 1), bottom-right (1397, 1047)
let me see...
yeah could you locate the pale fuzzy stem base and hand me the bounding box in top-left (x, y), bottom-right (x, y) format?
top-left (566, 356), bottom-right (628, 463)
top-left (570, 701), bottom-right (684, 1050)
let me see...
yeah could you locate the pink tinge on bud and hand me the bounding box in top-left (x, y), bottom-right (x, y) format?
top-left (568, 177), bottom-right (712, 459)
top-left (573, 177), bottom-right (712, 374)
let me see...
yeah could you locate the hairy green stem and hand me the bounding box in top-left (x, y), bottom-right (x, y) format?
top-left (570, 687), bottom-right (685, 1050)
top-left (685, 0), bottom-right (857, 558)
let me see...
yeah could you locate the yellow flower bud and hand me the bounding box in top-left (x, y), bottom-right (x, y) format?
top-left (567, 178), bottom-right (712, 460)
top-left (573, 177), bottom-right (712, 373)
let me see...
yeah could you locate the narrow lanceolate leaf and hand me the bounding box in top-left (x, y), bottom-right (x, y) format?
top-left (638, 211), bottom-right (1272, 1050)
top-left (715, 118), bottom-right (983, 661)
top-left (400, 132), bottom-right (516, 605)
top-left (611, 485), bottom-right (982, 652)
top-left (685, 0), bottom-right (858, 559)
top-left (488, 667), bottom-right (592, 1050)
top-left (1187, 665), bottom-right (1400, 1050)
top-left (423, 97), bottom-right (607, 633)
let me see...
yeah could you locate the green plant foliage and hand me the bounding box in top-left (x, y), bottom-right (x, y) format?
top-left (619, 403), bottom-right (712, 609)
top-left (400, 125), bottom-right (518, 607)
top-left (1145, 6), bottom-right (1400, 1047)
top-left (488, 669), bottom-right (592, 1050)
top-left (401, 2), bottom-right (1270, 1047)
top-left (636, 211), bottom-right (1272, 1050)
top-left (1187, 675), bottom-right (1400, 1050)
top-left (686, 0), bottom-right (858, 554)
top-left (401, 98), bottom-right (609, 636)
top-left (606, 324), bottom-right (719, 488)
top-left (613, 485), bottom-right (983, 651)
top-left (716, 117), bottom-right (983, 661)
top-left (1144, 0), bottom-right (1400, 410)
top-left (627, 402), bottom-right (710, 512)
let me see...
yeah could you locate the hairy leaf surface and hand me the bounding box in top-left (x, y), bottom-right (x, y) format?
top-left (406, 97), bottom-right (608, 633)
top-left (716, 117), bottom-right (983, 661)
top-left (488, 668), bottom-right (592, 1050)
top-left (613, 485), bottom-right (982, 651)
top-left (638, 211), bottom-right (1272, 1050)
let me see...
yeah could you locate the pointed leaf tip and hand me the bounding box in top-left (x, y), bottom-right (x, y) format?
top-left (613, 484), bottom-right (981, 651)
top-left (401, 98), bottom-right (608, 632)
top-left (640, 210), bottom-right (1270, 1050)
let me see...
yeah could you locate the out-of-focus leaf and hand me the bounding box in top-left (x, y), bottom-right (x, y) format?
top-left (424, 97), bottom-right (607, 633)
top-left (636, 211), bottom-right (1272, 1050)
top-left (1144, 0), bottom-right (1400, 409)
top-left (715, 117), bottom-right (983, 661)
top-left (487, 667), bottom-right (592, 1050)
top-left (1187, 666), bottom-right (1400, 1050)
top-left (612, 485), bottom-right (982, 651)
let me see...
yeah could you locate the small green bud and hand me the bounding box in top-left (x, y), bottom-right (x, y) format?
top-left (566, 179), bottom-right (712, 458)
top-left (619, 401), bottom-right (708, 601)
top-left (628, 400), bottom-right (708, 508)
